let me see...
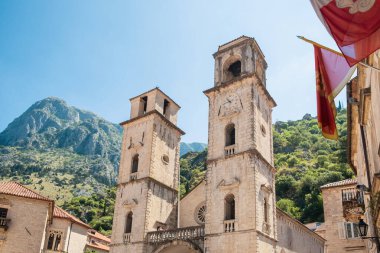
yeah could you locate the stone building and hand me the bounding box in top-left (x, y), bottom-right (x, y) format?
top-left (347, 49), bottom-right (380, 252)
top-left (0, 181), bottom-right (108, 253)
top-left (319, 179), bottom-right (367, 253)
top-left (86, 229), bottom-right (111, 253)
top-left (110, 36), bottom-right (325, 253)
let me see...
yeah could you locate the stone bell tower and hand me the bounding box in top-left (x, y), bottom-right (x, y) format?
top-left (203, 36), bottom-right (277, 253)
top-left (110, 88), bottom-right (184, 253)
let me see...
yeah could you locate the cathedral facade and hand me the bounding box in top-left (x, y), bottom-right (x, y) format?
top-left (110, 36), bottom-right (325, 253)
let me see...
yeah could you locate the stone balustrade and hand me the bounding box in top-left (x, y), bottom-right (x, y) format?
top-left (123, 233), bottom-right (131, 243)
top-left (147, 226), bottom-right (204, 244)
top-left (342, 188), bottom-right (364, 204)
top-left (224, 145), bottom-right (236, 156)
top-left (224, 219), bottom-right (236, 233)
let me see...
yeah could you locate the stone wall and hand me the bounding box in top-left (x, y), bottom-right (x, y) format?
top-left (47, 218), bottom-right (88, 252)
top-left (67, 223), bottom-right (89, 253)
top-left (180, 181), bottom-right (206, 228)
top-left (320, 185), bottom-right (366, 253)
top-left (0, 195), bottom-right (50, 253)
top-left (348, 49), bottom-right (380, 253)
top-left (276, 209), bottom-right (325, 253)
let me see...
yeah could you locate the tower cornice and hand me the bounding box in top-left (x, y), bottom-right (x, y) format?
top-left (203, 73), bottom-right (276, 107)
top-left (120, 109), bottom-right (185, 135)
top-left (117, 176), bottom-right (179, 193)
top-left (206, 148), bottom-right (276, 173)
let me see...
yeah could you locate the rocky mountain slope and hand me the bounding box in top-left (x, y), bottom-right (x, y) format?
top-left (0, 97), bottom-right (122, 167)
top-left (180, 142), bottom-right (207, 156)
top-left (0, 97), bottom-right (206, 204)
top-left (0, 97), bottom-right (122, 204)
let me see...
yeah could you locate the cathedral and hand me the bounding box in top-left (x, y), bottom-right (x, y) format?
top-left (110, 36), bottom-right (325, 253)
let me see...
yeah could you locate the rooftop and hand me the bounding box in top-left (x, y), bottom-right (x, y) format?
top-left (0, 181), bottom-right (53, 202)
top-left (128, 87), bottom-right (181, 109)
top-left (86, 241), bottom-right (110, 251)
top-left (320, 178), bottom-right (357, 189)
top-left (53, 206), bottom-right (91, 229)
top-left (88, 229), bottom-right (111, 243)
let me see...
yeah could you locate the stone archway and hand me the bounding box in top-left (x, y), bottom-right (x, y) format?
top-left (153, 240), bottom-right (203, 253)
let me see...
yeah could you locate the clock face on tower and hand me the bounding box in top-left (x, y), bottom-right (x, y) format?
top-left (218, 93), bottom-right (242, 117)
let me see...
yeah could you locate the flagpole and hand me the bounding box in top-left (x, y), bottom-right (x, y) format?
top-left (297, 36), bottom-right (344, 56)
top-left (297, 36), bottom-right (380, 72)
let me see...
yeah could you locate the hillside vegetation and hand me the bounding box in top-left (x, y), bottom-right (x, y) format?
top-left (274, 108), bottom-right (352, 222)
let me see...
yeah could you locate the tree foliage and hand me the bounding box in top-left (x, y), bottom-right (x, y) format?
top-left (274, 108), bottom-right (353, 222)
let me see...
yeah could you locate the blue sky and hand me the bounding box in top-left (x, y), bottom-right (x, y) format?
top-left (0, 0), bottom-right (346, 143)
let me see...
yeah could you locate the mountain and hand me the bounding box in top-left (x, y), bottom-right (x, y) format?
top-left (180, 142), bottom-right (207, 156)
top-left (0, 97), bottom-right (122, 205)
top-left (0, 97), bottom-right (122, 168)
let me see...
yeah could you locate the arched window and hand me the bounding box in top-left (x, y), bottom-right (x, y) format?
top-left (46, 230), bottom-right (63, 251)
top-left (222, 56), bottom-right (242, 82)
top-left (264, 198), bottom-right (268, 223)
top-left (225, 194), bottom-right (235, 220)
top-left (131, 154), bottom-right (139, 173)
top-left (225, 124), bottom-right (236, 146)
top-left (47, 233), bottom-right (54, 250)
top-left (228, 60), bottom-right (241, 77)
top-left (163, 99), bottom-right (170, 117)
top-left (125, 212), bottom-right (133, 233)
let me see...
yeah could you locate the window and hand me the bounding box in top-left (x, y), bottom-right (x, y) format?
top-left (0, 208), bottom-right (8, 218)
top-left (163, 99), bottom-right (170, 117)
top-left (195, 202), bottom-right (206, 225)
top-left (225, 124), bottom-right (236, 146)
top-left (125, 212), bottom-right (133, 233)
top-left (261, 124), bottom-right (266, 137)
top-left (162, 155), bottom-right (169, 165)
top-left (264, 198), bottom-right (268, 223)
top-left (139, 96), bottom-right (148, 115)
top-left (228, 61), bottom-right (241, 77)
top-left (345, 222), bottom-right (360, 239)
top-left (46, 230), bottom-right (63, 251)
top-left (131, 154), bottom-right (139, 173)
top-left (225, 194), bottom-right (235, 220)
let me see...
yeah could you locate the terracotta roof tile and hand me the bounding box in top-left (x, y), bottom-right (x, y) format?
top-left (53, 206), bottom-right (90, 228)
top-left (0, 181), bottom-right (52, 202)
top-left (88, 230), bottom-right (111, 243)
top-left (86, 242), bottom-right (110, 251)
top-left (320, 178), bottom-right (357, 189)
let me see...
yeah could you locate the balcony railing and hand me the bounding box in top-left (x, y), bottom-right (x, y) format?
top-left (123, 233), bottom-right (131, 243)
top-left (342, 188), bottom-right (364, 205)
top-left (225, 145), bottom-right (236, 156)
top-left (0, 218), bottom-right (10, 230)
top-left (147, 226), bottom-right (204, 244)
top-left (224, 220), bottom-right (236, 233)
top-left (130, 172), bottom-right (138, 181)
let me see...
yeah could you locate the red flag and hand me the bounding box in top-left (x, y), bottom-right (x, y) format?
top-left (311, 0), bottom-right (380, 66)
top-left (314, 45), bottom-right (356, 140)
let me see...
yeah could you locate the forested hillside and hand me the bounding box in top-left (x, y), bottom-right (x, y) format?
top-left (274, 108), bottom-right (352, 222)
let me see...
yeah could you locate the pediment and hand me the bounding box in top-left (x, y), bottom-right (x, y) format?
top-left (217, 177), bottom-right (240, 190)
top-left (123, 198), bottom-right (138, 208)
